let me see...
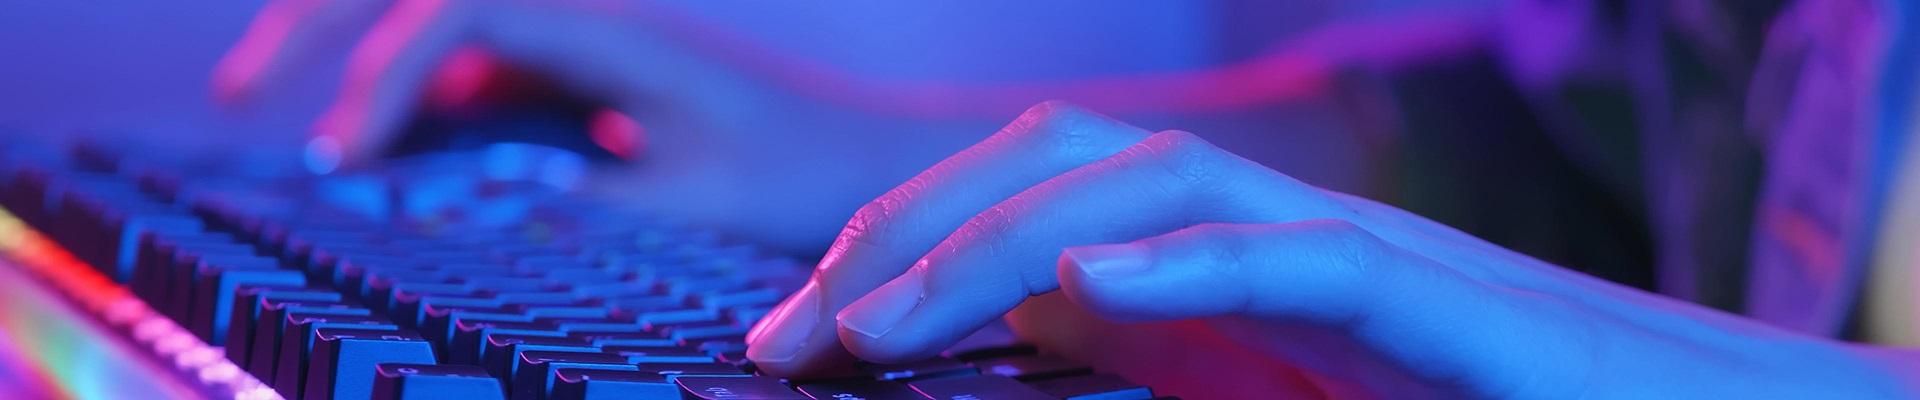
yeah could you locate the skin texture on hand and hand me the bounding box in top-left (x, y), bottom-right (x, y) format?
top-left (746, 101), bottom-right (1920, 398)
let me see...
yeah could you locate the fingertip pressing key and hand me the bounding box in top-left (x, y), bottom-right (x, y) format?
top-left (835, 266), bottom-right (927, 342)
top-left (743, 283), bottom-right (817, 361)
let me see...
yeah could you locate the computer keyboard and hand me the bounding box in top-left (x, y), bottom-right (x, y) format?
top-left (0, 141), bottom-right (1169, 400)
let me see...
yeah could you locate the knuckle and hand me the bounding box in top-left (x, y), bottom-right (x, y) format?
top-left (1004, 100), bottom-right (1124, 163)
top-left (1181, 223), bottom-right (1256, 272)
top-left (1141, 130), bottom-right (1235, 190)
top-left (841, 175), bottom-right (934, 248)
top-left (952, 201), bottom-right (1051, 293)
top-left (1299, 219), bottom-right (1385, 277)
top-left (957, 201), bottom-right (1024, 258)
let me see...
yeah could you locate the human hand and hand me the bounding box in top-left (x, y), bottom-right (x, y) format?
top-left (214, 0), bottom-right (997, 250)
top-left (744, 101), bottom-right (1917, 398)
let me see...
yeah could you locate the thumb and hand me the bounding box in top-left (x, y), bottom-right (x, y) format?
top-left (1054, 220), bottom-right (1592, 397)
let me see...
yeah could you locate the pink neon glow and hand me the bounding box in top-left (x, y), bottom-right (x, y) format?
top-left (602, 2), bottom-right (1490, 118)
top-left (242, 0), bottom-right (1490, 128)
top-left (424, 46), bottom-right (495, 111)
top-left (2, 216), bottom-right (282, 399)
top-left (317, 0), bottom-right (454, 152)
top-left (212, 0), bottom-right (327, 104)
top-left (589, 107), bottom-right (645, 160)
top-left (1763, 202), bottom-right (1844, 289)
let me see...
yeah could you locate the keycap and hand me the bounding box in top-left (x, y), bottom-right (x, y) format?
top-left (273, 313), bottom-right (398, 398)
top-left (693, 339), bottom-right (747, 355)
top-left (549, 369), bottom-right (679, 400)
top-left (509, 351), bottom-right (635, 400)
top-left (944, 344), bottom-right (1038, 362)
top-left (372, 363), bottom-right (505, 400)
top-left (1026, 374), bottom-right (1154, 400)
top-left (451, 319), bottom-right (564, 365)
top-left (602, 345), bottom-right (712, 364)
top-left (166, 251), bottom-right (270, 311)
top-left (690, 288), bottom-right (781, 311)
top-left (676, 376), bottom-right (809, 400)
top-left (633, 362), bottom-right (749, 382)
top-left (494, 292), bottom-right (578, 308)
top-left (304, 328), bottom-right (437, 400)
top-left (567, 331), bottom-right (675, 348)
top-left (631, 307), bottom-right (719, 326)
top-left (109, 215), bottom-right (202, 282)
top-left (603, 295), bottom-right (684, 313)
top-left (479, 334), bottom-right (598, 384)
top-left (421, 304), bottom-right (523, 356)
top-left (521, 305), bottom-right (613, 320)
top-left (462, 276), bottom-right (552, 292)
top-left (155, 243), bottom-right (258, 320)
top-left (224, 287), bottom-right (340, 367)
top-left (359, 269), bottom-right (457, 306)
top-left (862, 357), bottom-right (978, 381)
top-left (386, 283), bottom-right (486, 326)
top-left (249, 304), bottom-right (369, 378)
top-left (797, 380), bottom-right (929, 400)
top-left (189, 261), bottom-right (305, 344)
top-left (654, 321), bottom-right (749, 344)
top-left (908, 375), bottom-right (1052, 400)
top-left (973, 355), bottom-right (1093, 381)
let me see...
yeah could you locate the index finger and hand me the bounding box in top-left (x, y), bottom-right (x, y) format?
top-left (833, 131), bottom-right (1351, 362)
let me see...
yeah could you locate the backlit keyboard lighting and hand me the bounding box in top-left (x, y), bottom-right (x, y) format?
top-left (0, 142), bottom-right (1167, 400)
top-left (0, 207), bottom-right (277, 400)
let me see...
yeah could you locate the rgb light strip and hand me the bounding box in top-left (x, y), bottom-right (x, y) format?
top-left (0, 207), bottom-right (282, 400)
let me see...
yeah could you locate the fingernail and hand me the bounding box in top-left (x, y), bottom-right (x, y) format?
top-left (837, 268), bottom-right (926, 339)
top-left (745, 282), bottom-right (820, 363)
top-left (1064, 243), bottom-right (1152, 279)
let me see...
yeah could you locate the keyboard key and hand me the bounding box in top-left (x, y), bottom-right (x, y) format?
top-left (190, 261), bottom-right (305, 344)
top-left (862, 357), bottom-right (978, 381)
top-left (602, 345), bottom-right (712, 364)
top-left (654, 321), bottom-right (750, 343)
top-left (631, 307), bottom-right (718, 326)
top-left (224, 287), bottom-right (340, 367)
top-left (304, 328), bottom-right (437, 400)
top-left (273, 313), bottom-right (398, 398)
top-left (386, 283), bottom-right (485, 326)
top-left (372, 363), bottom-right (506, 400)
top-left (549, 369), bottom-right (678, 400)
top-left (690, 288), bottom-right (781, 311)
top-left (452, 320), bottom-right (565, 365)
top-left (509, 351), bottom-right (635, 400)
top-left (973, 355), bottom-right (1093, 381)
top-left (480, 334), bottom-right (598, 384)
top-left (249, 304), bottom-right (369, 378)
top-left (796, 380), bottom-right (929, 400)
top-left (109, 214), bottom-right (202, 282)
top-left (1026, 374), bottom-right (1154, 400)
top-left (166, 252), bottom-right (270, 317)
top-left (676, 376), bottom-right (809, 400)
top-left (633, 362), bottom-right (749, 382)
top-left (908, 375), bottom-right (1051, 400)
top-left (422, 305), bottom-right (523, 356)
top-left (567, 331), bottom-right (674, 348)
top-left (944, 344), bottom-right (1038, 362)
